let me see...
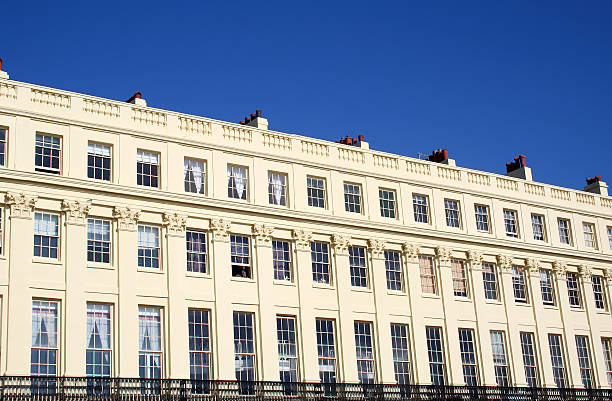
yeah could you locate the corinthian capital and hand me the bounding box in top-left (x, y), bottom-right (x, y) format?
top-left (496, 254), bottom-right (513, 272)
top-left (331, 234), bottom-right (350, 255)
top-left (368, 239), bottom-right (385, 259)
top-left (5, 192), bottom-right (37, 219)
top-left (435, 246), bottom-right (451, 262)
top-left (62, 200), bottom-right (91, 225)
top-left (552, 261), bottom-right (567, 276)
top-left (401, 242), bottom-right (419, 260)
top-left (525, 258), bottom-right (541, 275)
top-left (210, 218), bottom-right (231, 242)
top-left (163, 212), bottom-right (187, 236)
top-left (113, 206), bottom-right (141, 231)
top-left (578, 265), bottom-right (593, 280)
top-left (253, 223), bottom-right (274, 247)
top-left (467, 250), bottom-right (482, 266)
top-left (292, 229), bottom-right (312, 251)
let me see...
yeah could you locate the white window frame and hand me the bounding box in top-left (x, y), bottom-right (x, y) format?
top-left (503, 209), bottom-right (519, 238)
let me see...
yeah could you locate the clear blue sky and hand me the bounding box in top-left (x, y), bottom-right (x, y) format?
top-left (3, 1), bottom-right (611, 190)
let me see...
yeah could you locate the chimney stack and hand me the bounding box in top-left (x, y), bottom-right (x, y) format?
top-left (427, 149), bottom-right (455, 166)
top-left (126, 92), bottom-right (146, 107)
top-left (584, 176), bottom-right (608, 196)
top-left (335, 135), bottom-right (369, 149)
top-left (505, 155), bottom-right (532, 180)
top-left (240, 109), bottom-right (268, 130)
top-left (0, 58), bottom-right (9, 80)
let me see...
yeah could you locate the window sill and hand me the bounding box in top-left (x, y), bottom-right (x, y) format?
top-left (32, 257), bottom-right (62, 266)
top-left (514, 301), bottom-right (531, 307)
top-left (596, 309), bottom-right (610, 315)
top-left (186, 271), bottom-right (212, 279)
top-left (542, 304), bottom-right (558, 310)
top-left (268, 202), bottom-right (289, 209)
top-left (137, 267), bottom-right (164, 274)
top-left (569, 306), bottom-right (585, 312)
top-left (273, 279), bottom-right (295, 287)
top-left (387, 290), bottom-right (407, 297)
top-left (87, 263), bottom-right (114, 270)
top-left (484, 299), bottom-right (503, 306)
top-left (351, 287), bottom-right (372, 294)
top-left (231, 276), bottom-right (256, 283)
top-left (454, 297), bottom-right (472, 303)
top-left (312, 282), bottom-right (334, 290)
top-left (421, 293), bottom-right (441, 300)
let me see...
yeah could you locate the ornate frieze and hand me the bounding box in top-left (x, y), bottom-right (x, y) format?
top-left (5, 192), bottom-right (37, 218)
top-left (331, 234), bottom-right (350, 255)
top-left (253, 223), bottom-right (273, 247)
top-left (292, 229), bottom-right (312, 251)
top-left (62, 200), bottom-right (91, 225)
top-left (210, 218), bottom-right (231, 242)
top-left (163, 212), bottom-right (187, 235)
top-left (368, 239), bottom-right (385, 259)
top-left (113, 206), bottom-right (141, 231)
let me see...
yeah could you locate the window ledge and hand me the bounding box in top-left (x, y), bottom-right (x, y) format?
top-left (87, 263), bottom-right (114, 270)
top-left (596, 310), bottom-right (610, 315)
top-left (351, 287), bottom-right (372, 294)
top-left (32, 257), bottom-right (62, 266)
top-left (186, 271), bottom-right (212, 279)
top-left (569, 306), bottom-right (585, 312)
top-left (312, 282), bottom-right (334, 290)
top-left (421, 293), bottom-right (441, 300)
top-left (231, 277), bottom-right (256, 283)
top-left (137, 267), bottom-right (164, 274)
top-left (542, 304), bottom-right (559, 310)
top-left (386, 290), bottom-right (407, 297)
top-left (513, 301), bottom-right (531, 307)
top-left (484, 300), bottom-right (503, 306)
top-left (273, 280), bottom-right (295, 287)
top-left (454, 297), bottom-right (472, 303)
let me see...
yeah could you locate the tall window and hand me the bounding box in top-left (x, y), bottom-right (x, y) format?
top-left (233, 312), bottom-right (256, 383)
top-left (548, 334), bottom-right (567, 388)
top-left (0, 127), bottom-right (6, 166)
top-left (412, 194), bottom-right (429, 223)
top-left (426, 326), bottom-right (445, 385)
top-left (343, 183), bottom-right (362, 213)
top-left (35, 133), bottom-right (61, 174)
top-left (31, 300), bottom-right (59, 393)
top-left (512, 266), bottom-right (528, 303)
top-left (390, 324), bottom-right (411, 385)
top-left (138, 306), bottom-right (162, 384)
top-left (458, 328), bottom-right (479, 386)
top-left (34, 212), bottom-right (59, 259)
top-left (592, 276), bottom-right (608, 310)
top-left (608, 227), bottom-right (612, 250)
top-left (451, 259), bottom-right (468, 297)
top-left (186, 231), bottom-right (207, 274)
top-left (419, 255), bottom-right (437, 294)
top-left (583, 223), bottom-right (596, 248)
top-left (490, 331), bottom-right (510, 386)
top-left (444, 199), bottom-right (461, 228)
top-left (227, 165), bottom-right (248, 200)
top-left (520, 332), bottom-right (539, 387)
top-left (531, 214), bottom-right (545, 241)
top-left (277, 316), bottom-right (298, 384)
top-left (87, 143), bottom-right (111, 181)
top-left (138, 225), bottom-right (160, 268)
top-left (503, 209), bottom-right (519, 238)
top-left (354, 321), bottom-right (375, 384)
top-left (87, 219), bottom-right (111, 264)
top-left (188, 309), bottom-right (211, 385)
top-left (230, 235), bottom-right (251, 278)
top-left (540, 269), bottom-right (556, 305)
top-left (474, 204), bottom-right (490, 232)
top-left (349, 246), bottom-right (367, 287)
top-left (379, 189), bottom-right (396, 218)
top-left (184, 159), bottom-right (206, 194)
top-left (272, 240), bottom-right (292, 281)
top-left (86, 304), bottom-right (112, 379)
top-left (601, 338), bottom-right (612, 387)
top-left (268, 172), bottom-right (287, 206)
top-left (316, 319), bottom-right (337, 384)
top-left (136, 150), bottom-right (159, 188)
top-left (385, 250), bottom-right (403, 291)
top-left (575, 336), bottom-right (594, 388)
top-left (567, 273), bottom-right (582, 308)
top-left (307, 176), bottom-right (326, 208)
top-left (482, 263), bottom-right (499, 300)
top-left (558, 219), bottom-right (571, 245)
top-left (311, 242), bottom-right (331, 284)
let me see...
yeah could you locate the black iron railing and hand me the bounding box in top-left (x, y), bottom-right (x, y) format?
top-left (0, 377), bottom-right (610, 400)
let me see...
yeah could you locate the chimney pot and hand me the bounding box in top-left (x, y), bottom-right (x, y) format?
top-left (0, 58), bottom-right (3, 71)
top-left (240, 121), bottom-right (245, 125)
top-left (245, 116), bottom-right (251, 123)
top-left (126, 92), bottom-right (144, 104)
top-left (358, 135), bottom-right (364, 142)
top-left (256, 110), bottom-right (262, 117)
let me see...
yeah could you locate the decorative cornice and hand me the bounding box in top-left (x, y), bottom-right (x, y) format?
top-left (578, 264), bottom-right (593, 280)
top-left (163, 212), bottom-right (187, 235)
top-left (62, 200), bottom-right (91, 225)
top-left (467, 250), bottom-right (482, 266)
top-left (253, 223), bottom-right (274, 247)
top-left (435, 246), bottom-right (451, 263)
top-left (525, 258), bottom-right (541, 276)
top-left (210, 218), bottom-right (231, 242)
top-left (368, 239), bottom-right (385, 259)
top-left (496, 254), bottom-right (513, 272)
top-left (112, 206), bottom-right (141, 231)
top-left (552, 261), bottom-right (567, 277)
top-left (401, 242), bottom-right (419, 260)
top-left (331, 234), bottom-right (350, 255)
top-left (292, 229), bottom-right (312, 251)
top-left (5, 192), bottom-right (37, 219)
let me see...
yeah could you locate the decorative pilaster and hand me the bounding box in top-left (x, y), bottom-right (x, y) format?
top-left (435, 246), bottom-right (451, 263)
top-left (5, 192), bottom-right (37, 219)
top-left (367, 239), bottom-right (385, 259)
top-left (331, 233), bottom-right (350, 255)
top-left (578, 264), bottom-right (593, 282)
top-left (604, 268), bottom-right (612, 281)
top-left (467, 249), bottom-right (482, 268)
top-left (525, 258), bottom-right (541, 277)
top-left (552, 261), bottom-right (567, 278)
top-left (292, 229), bottom-right (312, 251)
top-left (163, 212), bottom-right (187, 236)
top-left (210, 218), bottom-right (231, 242)
top-left (496, 254), bottom-right (513, 274)
top-left (62, 200), bottom-right (90, 225)
top-left (253, 223), bottom-right (273, 247)
top-left (401, 242), bottom-right (419, 261)
top-left (113, 206), bottom-right (141, 231)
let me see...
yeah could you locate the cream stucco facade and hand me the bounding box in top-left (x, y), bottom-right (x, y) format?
top-left (0, 74), bottom-right (611, 388)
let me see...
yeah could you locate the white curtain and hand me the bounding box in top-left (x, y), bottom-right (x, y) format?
top-left (184, 159), bottom-right (189, 182)
top-left (139, 321), bottom-right (148, 350)
top-left (98, 315), bottom-right (110, 349)
top-left (234, 167), bottom-right (246, 199)
top-left (271, 174), bottom-right (284, 204)
top-left (192, 161), bottom-right (203, 193)
top-left (33, 305), bottom-right (57, 347)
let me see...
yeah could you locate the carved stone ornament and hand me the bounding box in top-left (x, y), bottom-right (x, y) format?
top-left (62, 200), bottom-right (91, 225)
top-left (578, 264), bottom-right (593, 280)
top-left (253, 223), bottom-right (274, 246)
top-left (552, 261), bottom-right (567, 276)
top-left (604, 268), bottom-right (612, 280)
top-left (496, 254), bottom-right (513, 272)
top-left (5, 192), bottom-right (37, 218)
top-left (368, 239), bottom-right (385, 258)
top-left (525, 258), bottom-right (541, 275)
top-left (435, 246), bottom-right (452, 262)
top-left (210, 218), bottom-right (231, 242)
top-left (401, 242), bottom-right (419, 259)
top-left (113, 206), bottom-right (141, 231)
top-left (163, 212), bottom-right (187, 235)
top-left (292, 229), bottom-right (312, 251)
top-left (331, 234), bottom-right (350, 255)
top-left (467, 250), bottom-right (483, 266)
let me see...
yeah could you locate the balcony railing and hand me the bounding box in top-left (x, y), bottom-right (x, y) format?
top-left (0, 377), bottom-right (610, 400)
